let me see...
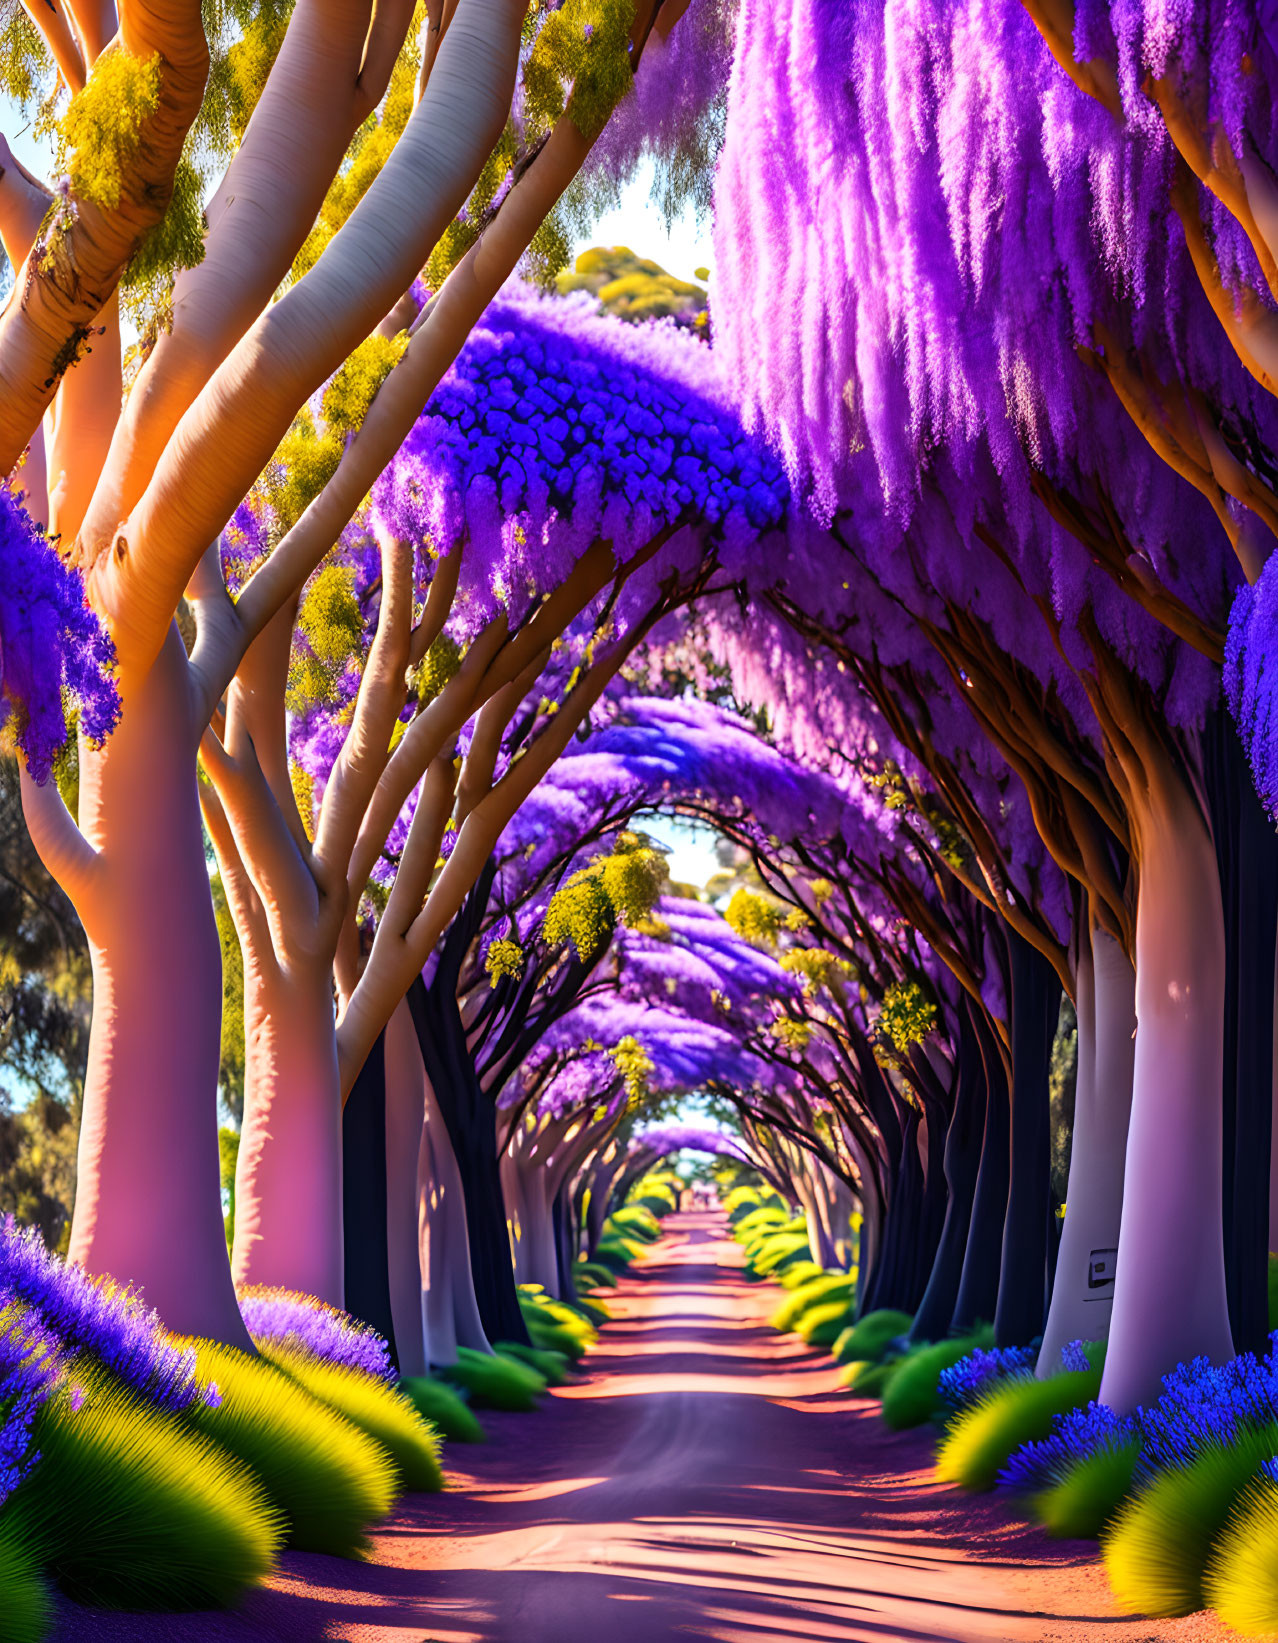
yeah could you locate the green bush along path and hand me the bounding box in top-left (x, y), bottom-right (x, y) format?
top-left (55, 1213), bottom-right (1231, 1642)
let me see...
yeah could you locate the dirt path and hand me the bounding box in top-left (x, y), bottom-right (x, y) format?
top-left (57, 1211), bottom-right (1230, 1642)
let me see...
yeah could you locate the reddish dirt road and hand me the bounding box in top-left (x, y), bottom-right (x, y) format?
top-left (56, 1211), bottom-right (1231, 1642)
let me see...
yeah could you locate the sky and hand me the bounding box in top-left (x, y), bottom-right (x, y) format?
top-left (573, 158), bottom-right (714, 285)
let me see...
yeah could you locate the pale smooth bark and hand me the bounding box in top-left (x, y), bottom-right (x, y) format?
top-left (96, 0), bottom-right (527, 676)
top-left (0, 0), bottom-right (209, 469)
top-left (80, 0), bottom-right (414, 555)
top-left (1038, 926), bottom-right (1135, 1372)
top-left (1099, 775), bottom-right (1234, 1411)
top-left (420, 1070), bottom-right (490, 1362)
top-left (23, 624), bottom-right (251, 1347)
top-left (232, 960), bottom-right (343, 1303)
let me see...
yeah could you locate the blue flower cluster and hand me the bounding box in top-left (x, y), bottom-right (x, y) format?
top-left (238, 1286), bottom-right (394, 1381)
top-left (937, 1338), bottom-right (1093, 1417)
top-left (0, 1305), bottom-right (62, 1508)
top-left (1000, 1330), bottom-right (1278, 1495)
top-left (0, 1217), bottom-right (211, 1414)
top-left (0, 487), bottom-right (119, 783)
top-left (1000, 1400), bottom-right (1137, 1493)
top-left (937, 1343), bottom-right (1037, 1415)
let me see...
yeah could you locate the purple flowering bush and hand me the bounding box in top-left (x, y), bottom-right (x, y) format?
top-left (237, 1285), bottom-right (395, 1381)
top-left (0, 487), bottom-right (119, 784)
top-left (0, 1217), bottom-right (212, 1413)
top-left (0, 1306), bottom-right (62, 1510)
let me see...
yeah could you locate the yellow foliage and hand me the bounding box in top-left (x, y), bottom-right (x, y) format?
top-left (611, 1034), bottom-right (653, 1104)
top-left (322, 331), bottom-right (409, 435)
top-left (780, 948), bottom-right (849, 995)
top-left (287, 563), bottom-right (362, 714)
top-left (60, 49), bottom-right (161, 209)
top-left (725, 887), bottom-right (783, 947)
top-left (485, 937), bottom-right (526, 983)
top-left (770, 1017), bottom-right (813, 1052)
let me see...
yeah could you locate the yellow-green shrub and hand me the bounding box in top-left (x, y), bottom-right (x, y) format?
top-left (937, 1366), bottom-right (1103, 1493)
top-left (1103, 1423), bottom-right (1278, 1617)
top-left (5, 1373), bottom-right (282, 1609)
top-left (436, 1346), bottom-right (546, 1411)
top-left (259, 1344), bottom-right (443, 1492)
top-left (1205, 1475), bottom-right (1278, 1635)
top-left (1029, 1442), bottom-right (1141, 1540)
top-left (880, 1330), bottom-right (994, 1430)
top-left (180, 1338), bottom-right (397, 1557)
top-left (397, 1376), bottom-right (485, 1443)
top-left (0, 1515), bottom-right (49, 1642)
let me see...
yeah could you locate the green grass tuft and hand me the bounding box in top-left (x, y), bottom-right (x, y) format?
top-left (495, 1340), bottom-right (573, 1385)
top-left (776, 1259), bottom-right (825, 1290)
top-left (571, 1293), bottom-right (612, 1326)
top-left (593, 1237), bottom-right (642, 1272)
top-left (880, 1329), bottom-right (995, 1430)
top-left (436, 1347), bottom-right (546, 1411)
top-left (397, 1376), bottom-right (485, 1443)
top-left (798, 1297), bottom-right (857, 1347)
top-left (0, 1515), bottom-right (50, 1641)
top-left (751, 1233), bottom-right (813, 1275)
top-left (607, 1206), bottom-right (661, 1242)
top-left (182, 1337), bottom-right (397, 1557)
top-left (574, 1260), bottom-right (618, 1290)
top-left (937, 1366), bottom-right (1103, 1492)
top-left (832, 1309), bottom-right (913, 1365)
top-left (1205, 1476), bottom-right (1278, 1635)
top-left (259, 1345), bottom-right (443, 1492)
top-left (769, 1274), bottom-right (855, 1334)
top-left (519, 1288), bottom-right (599, 1361)
top-left (1103, 1422), bottom-right (1278, 1617)
top-left (6, 1372), bottom-right (282, 1609)
top-left (1029, 1441), bottom-right (1142, 1539)
top-left (840, 1357), bottom-right (902, 1397)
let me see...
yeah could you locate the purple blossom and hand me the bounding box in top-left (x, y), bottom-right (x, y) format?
top-left (0, 1216), bottom-right (207, 1413)
top-left (937, 1345), bottom-right (1037, 1416)
top-left (238, 1286), bottom-right (395, 1381)
top-left (0, 487), bottom-right (119, 782)
top-left (0, 1303), bottom-right (63, 1507)
top-left (1000, 1401), bottom-right (1138, 1495)
top-left (1000, 1330), bottom-right (1278, 1494)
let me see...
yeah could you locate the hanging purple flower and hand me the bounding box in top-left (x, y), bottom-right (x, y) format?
top-left (0, 486), bottom-right (119, 783)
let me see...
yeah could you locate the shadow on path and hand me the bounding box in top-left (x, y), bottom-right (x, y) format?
top-left (55, 1211), bottom-right (1229, 1643)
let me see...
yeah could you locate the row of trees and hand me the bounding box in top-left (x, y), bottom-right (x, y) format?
top-left (6, 0), bottom-right (1278, 1428)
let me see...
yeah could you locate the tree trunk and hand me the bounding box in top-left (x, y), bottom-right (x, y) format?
top-left (909, 1007), bottom-right (986, 1343)
top-left (1207, 709), bottom-right (1278, 1358)
top-left (384, 997), bottom-right (427, 1378)
top-left (862, 1105), bottom-right (925, 1314)
top-left (342, 1030), bottom-right (399, 1368)
top-left (952, 1025), bottom-right (1011, 1334)
top-left (68, 625), bottom-right (250, 1348)
top-left (406, 979), bottom-right (529, 1345)
top-left (553, 1187), bottom-right (578, 1303)
top-left (1037, 927), bottom-right (1134, 1371)
top-left (419, 1070), bottom-right (490, 1365)
top-left (232, 961), bottom-right (343, 1304)
top-left (500, 1151), bottom-right (532, 1286)
top-left (1100, 766), bottom-right (1234, 1412)
top-left (994, 931), bottom-right (1061, 1348)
